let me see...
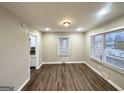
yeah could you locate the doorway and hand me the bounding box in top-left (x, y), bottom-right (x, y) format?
top-left (29, 32), bottom-right (39, 72)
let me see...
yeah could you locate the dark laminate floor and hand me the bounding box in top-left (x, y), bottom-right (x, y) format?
top-left (22, 63), bottom-right (117, 91)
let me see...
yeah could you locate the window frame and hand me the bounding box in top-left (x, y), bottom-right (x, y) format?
top-left (57, 36), bottom-right (71, 57)
top-left (90, 28), bottom-right (124, 75)
top-left (95, 34), bottom-right (104, 61)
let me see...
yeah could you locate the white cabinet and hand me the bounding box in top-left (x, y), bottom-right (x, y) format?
top-left (30, 55), bottom-right (36, 67)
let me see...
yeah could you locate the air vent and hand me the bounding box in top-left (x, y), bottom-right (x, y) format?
top-left (0, 86), bottom-right (14, 91)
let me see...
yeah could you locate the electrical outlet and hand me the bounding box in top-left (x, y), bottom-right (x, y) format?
top-left (0, 86), bottom-right (14, 91)
top-left (101, 72), bottom-right (109, 80)
top-left (62, 60), bottom-right (66, 64)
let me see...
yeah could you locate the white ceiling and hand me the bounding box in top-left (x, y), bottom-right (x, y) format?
top-left (1, 2), bottom-right (124, 32)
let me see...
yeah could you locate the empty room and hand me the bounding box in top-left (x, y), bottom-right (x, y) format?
top-left (0, 2), bottom-right (124, 91)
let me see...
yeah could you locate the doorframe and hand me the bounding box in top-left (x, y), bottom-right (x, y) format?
top-left (29, 32), bottom-right (40, 70)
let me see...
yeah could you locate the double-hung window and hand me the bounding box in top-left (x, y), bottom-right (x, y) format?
top-left (105, 31), bottom-right (124, 69)
top-left (58, 37), bottom-right (70, 57)
top-left (91, 34), bottom-right (103, 61)
top-left (91, 29), bottom-right (124, 71)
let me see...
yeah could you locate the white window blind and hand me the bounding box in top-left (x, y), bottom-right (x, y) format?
top-left (58, 37), bottom-right (70, 57)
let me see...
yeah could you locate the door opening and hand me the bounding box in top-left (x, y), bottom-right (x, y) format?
top-left (29, 32), bottom-right (38, 72)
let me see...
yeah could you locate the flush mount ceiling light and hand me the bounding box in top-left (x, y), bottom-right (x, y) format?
top-left (62, 21), bottom-right (71, 27)
top-left (59, 18), bottom-right (72, 27)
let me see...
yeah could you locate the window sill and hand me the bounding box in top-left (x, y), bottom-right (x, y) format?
top-left (90, 56), bottom-right (124, 75)
top-left (106, 55), bottom-right (124, 61)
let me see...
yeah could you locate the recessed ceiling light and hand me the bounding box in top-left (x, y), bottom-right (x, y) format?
top-left (96, 3), bottom-right (112, 19)
top-left (98, 9), bottom-right (108, 16)
top-left (77, 28), bottom-right (83, 31)
top-left (45, 27), bottom-right (50, 31)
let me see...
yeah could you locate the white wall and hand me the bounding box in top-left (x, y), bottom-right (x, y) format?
top-left (84, 16), bottom-right (124, 90)
top-left (0, 7), bottom-right (42, 90)
top-left (42, 32), bottom-right (84, 62)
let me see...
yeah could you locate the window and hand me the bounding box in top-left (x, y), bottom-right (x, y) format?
top-left (91, 35), bottom-right (103, 61)
top-left (58, 37), bottom-right (70, 57)
top-left (91, 29), bottom-right (124, 71)
top-left (105, 31), bottom-right (124, 69)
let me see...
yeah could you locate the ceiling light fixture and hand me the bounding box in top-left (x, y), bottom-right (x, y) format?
top-left (77, 28), bottom-right (83, 31)
top-left (59, 18), bottom-right (73, 27)
top-left (63, 21), bottom-right (71, 27)
top-left (45, 27), bottom-right (50, 31)
top-left (98, 9), bottom-right (108, 16)
top-left (96, 3), bottom-right (112, 19)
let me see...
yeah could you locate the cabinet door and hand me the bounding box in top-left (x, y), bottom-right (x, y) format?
top-left (30, 56), bottom-right (36, 67)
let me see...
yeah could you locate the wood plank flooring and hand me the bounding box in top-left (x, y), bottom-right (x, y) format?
top-left (22, 63), bottom-right (117, 91)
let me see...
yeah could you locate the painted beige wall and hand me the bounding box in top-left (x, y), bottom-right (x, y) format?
top-left (42, 32), bottom-right (84, 62)
top-left (0, 7), bottom-right (42, 90)
top-left (1, 4), bottom-right (124, 91)
top-left (84, 16), bottom-right (124, 90)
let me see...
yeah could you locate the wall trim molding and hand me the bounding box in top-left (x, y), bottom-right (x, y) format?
top-left (42, 61), bottom-right (84, 64)
top-left (36, 62), bottom-right (43, 69)
top-left (84, 61), bottom-right (123, 91)
top-left (17, 77), bottom-right (30, 91)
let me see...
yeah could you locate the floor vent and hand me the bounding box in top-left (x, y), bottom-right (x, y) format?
top-left (0, 86), bottom-right (14, 91)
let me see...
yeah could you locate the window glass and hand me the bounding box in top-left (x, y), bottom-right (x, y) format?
top-left (105, 31), bottom-right (124, 69)
top-left (94, 35), bottom-right (103, 61)
top-left (58, 37), bottom-right (69, 56)
top-left (91, 29), bottom-right (124, 70)
top-left (91, 36), bottom-right (95, 57)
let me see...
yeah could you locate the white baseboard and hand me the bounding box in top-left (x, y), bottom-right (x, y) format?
top-left (107, 79), bottom-right (123, 91)
top-left (84, 61), bottom-right (123, 91)
top-left (84, 61), bottom-right (102, 76)
top-left (36, 63), bottom-right (43, 69)
top-left (17, 63), bottom-right (42, 91)
top-left (17, 77), bottom-right (30, 91)
top-left (42, 61), bottom-right (84, 64)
